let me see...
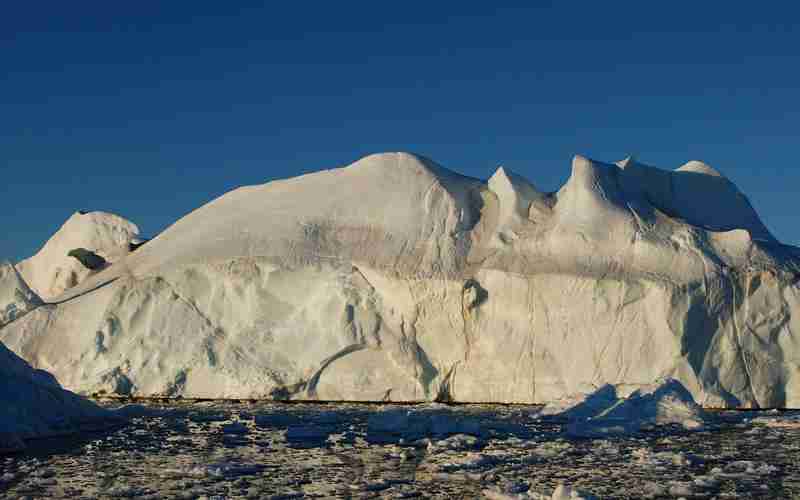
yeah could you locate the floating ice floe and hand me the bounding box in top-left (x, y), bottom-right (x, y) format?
top-left (714, 460), bottom-right (780, 478)
top-left (428, 433), bottom-right (485, 452)
top-left (537, 379), bottom-right (710, 437)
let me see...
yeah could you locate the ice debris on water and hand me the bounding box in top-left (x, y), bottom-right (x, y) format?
top-left (484, 482), bottom-right (598, 499)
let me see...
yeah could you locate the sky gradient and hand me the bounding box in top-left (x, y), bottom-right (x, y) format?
top-left (2, 3), bottom-right (798, 262)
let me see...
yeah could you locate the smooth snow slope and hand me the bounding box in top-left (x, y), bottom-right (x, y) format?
top-left (4, 153), bottom-right (800, 407)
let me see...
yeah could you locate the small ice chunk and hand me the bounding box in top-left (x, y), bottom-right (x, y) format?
top-left (717, 460), bottom-right (779, 477)
top-left (632, 447), bottom-right (698, 468)
top-left (668, 482), bottom-right (695, 497)
top-left (185, 461), bottom-right (264, 478)
top-left (429, 433), bottom-right (484, 452)
top-left (531, 441), bottom-right (573, 459)
top-left (437, 452), bottom-right (503, 472)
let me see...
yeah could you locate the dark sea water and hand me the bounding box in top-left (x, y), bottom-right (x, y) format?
top-left (1, 401), bottom-right (799, 499)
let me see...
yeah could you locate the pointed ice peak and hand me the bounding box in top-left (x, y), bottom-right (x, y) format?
top-left (571, 154), bottom-right (593, 174)
top-left (490, 165), bottom-right (509, 181)
top-left (487, 165), bottom-right (508, 191)
top-left (488, 165), bottom-right (544, 227)
top-left (489, 165), bottom-right (540, 194)
top-left (564, 155), bottom-right (622, 193)
top-left (615, 155), bottom-right (637, 169)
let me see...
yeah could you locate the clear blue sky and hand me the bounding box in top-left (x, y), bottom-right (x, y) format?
top-left (2, 3), bottom-right (798, 261)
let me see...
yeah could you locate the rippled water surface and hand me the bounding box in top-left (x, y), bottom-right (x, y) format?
top-left (1, 401), bottom-right (799, 499)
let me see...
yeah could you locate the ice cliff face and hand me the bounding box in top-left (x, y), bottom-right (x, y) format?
top-left (3, 153), bottom-right (800, 408)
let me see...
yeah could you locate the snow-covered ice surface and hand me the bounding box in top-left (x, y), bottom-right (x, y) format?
top-left (2, 401), bottom-right (799, 499)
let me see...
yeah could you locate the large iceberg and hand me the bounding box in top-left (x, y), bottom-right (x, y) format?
top-left (3, 153), bottom-right (799, 408)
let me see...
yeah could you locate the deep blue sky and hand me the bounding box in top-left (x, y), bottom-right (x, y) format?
top-left (2, 3), bottom-right (798, 261)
